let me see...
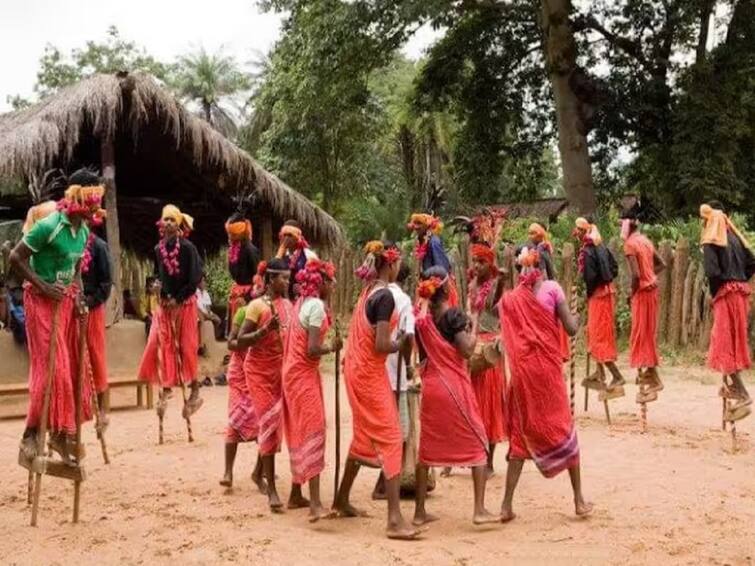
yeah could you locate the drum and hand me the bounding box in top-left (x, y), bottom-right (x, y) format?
top-left (469, 339), bottom-right (501, 374)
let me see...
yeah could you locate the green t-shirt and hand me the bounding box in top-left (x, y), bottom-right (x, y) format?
top-left (22, 211), bottom-right (90, 285)
top-left (233, 305), bottom-right (247, 328)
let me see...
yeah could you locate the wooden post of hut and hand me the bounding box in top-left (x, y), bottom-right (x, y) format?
top-left (657, 241), bottom-right (674, 343)
top-left (668, 238), bottom-right (690, 348)
top-left (261, 216), bottom-right (274, 260)
top-left (101, 137), bottom-right (123, 325)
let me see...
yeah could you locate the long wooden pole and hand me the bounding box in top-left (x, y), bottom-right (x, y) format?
top-left (171, 311), bottom-right (193, 443)
top-left (73, 313), bottom-right (86, 523)
top-left (569, 285), bottom-right (578, 416)
top-left (332, 324), bottom-right (341, 508)
top-left (101, 138), bottom-right (122, 326)
top-left (30, 302), bottom-right (62, 527)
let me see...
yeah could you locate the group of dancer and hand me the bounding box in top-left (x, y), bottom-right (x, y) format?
top-left (9, 167), bottom-right (754, 537)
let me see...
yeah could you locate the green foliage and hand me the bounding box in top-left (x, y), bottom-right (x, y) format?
top-left (203, 250), bottom-right (233, 308)
top-left (172, 47), bottom-right (250, 136)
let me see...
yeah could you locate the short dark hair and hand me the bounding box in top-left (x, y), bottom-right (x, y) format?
top-left (284, 220), bottom-right (300, 228)
top-left (396, 262), bottom-right (410, 284)
top-left (707, 200), bottom-right (726, 213)
top-left (68, 167), bottom-right (101, 187)
top-left (265, 257), bottom-right (290, 284)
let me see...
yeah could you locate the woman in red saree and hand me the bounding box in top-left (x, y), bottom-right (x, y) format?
top-left (220, 298), bottom-right (264, 491)
top-left (498, 248), bottom-right (592, 521)
top-left (239, 258), bottom-right (306, 512)
top-left (335, 241), bottom-right (419, 540)
top-left (413, 266), bottom-right (499, 526)
top-left (282, 259), bottom-right (342, 521)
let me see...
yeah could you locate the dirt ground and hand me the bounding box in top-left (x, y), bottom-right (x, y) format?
top-left (1, 356), bottom-right (754, 566)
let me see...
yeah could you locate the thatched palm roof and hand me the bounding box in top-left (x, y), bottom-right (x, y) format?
top-left (0, 72), bottom-right (343, 255)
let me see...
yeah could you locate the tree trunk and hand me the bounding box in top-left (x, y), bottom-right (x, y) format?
top-left (202, 100), bottom-right (212, 124)
top-left (541, 0), bottom-right (596, 215)
top-left (261, 216), bottom-right (274, 260)
top-left (101, 138), bottom-right (123, 326)
top-left (696, 0), bottom-right (715, 65)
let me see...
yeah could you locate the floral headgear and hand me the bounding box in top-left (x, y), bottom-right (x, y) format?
top-left (295, 259), bottom-right (336, 298)
top-left (56, 184), bottom-right (106, 220)
top-left (415, 272), bottom-right (449, 316)
top-left (471, 244), bottom-right (496, 267)
top-left (408, 213), bottom-right (443, 236)
top-left (355, 240), bottom-right (401, 281)
top-left (516, 246), bottom-right (542, 287)
top-left (573, 217), bottom-right (602, 246)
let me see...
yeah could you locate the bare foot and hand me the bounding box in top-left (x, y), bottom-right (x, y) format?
top-left (308, 504), bottom-right (334, 523)
top-left (485, 466), bottom-right (495, 479)
top-left (252, 473), bottom-right (267, 495)
top-left (387, 517), bottom-right (422, 540)
top-left (500, 507), bottom-right (516, 523)
top-left (287, 494), bottom-right (310, 509)
top-left (575, 500), bottom-right (593, 517)
top-left (269, 492), bottom-right (285, 514)
top-left (440, 467), bottom-right (452, 478)
top-left (332, 501), bottom-right (369, 518)
top-left (412, 511), bottom-right (440, 527)
top-left (473, 509), bottom-right (500, 525)
top-left (219, 472), bottom-right (232, 488)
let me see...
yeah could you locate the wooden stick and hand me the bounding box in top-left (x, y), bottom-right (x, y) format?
top-left (584, 353), bottom-right (590, 412)
top-left (639, 370), bottom-right (648, 434)
top-left (569, 285), bottom-right (578, 416)
top-left (31, 302), bottom-right (62, 527)
top-left (332, 323), bottom-right (342, 508)
top-left (603, 396), bottom-right (612, 425)
top-left (73, 313), bottom-right (85, 523)
top-left (171, 311), bottom-right (193, 443)
top-left (154, 310), bottom-right (166, 445)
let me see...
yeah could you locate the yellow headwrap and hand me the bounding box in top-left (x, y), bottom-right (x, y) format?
top-left (409, 213), bottom-right (443, 235)
top-left (161, 204), bottom-right (184, 225)
top-left (63, 184), bottom-right (105, 204)
top-left (700, 204), bottom-right (750, 249)
top-left (528, 222), bottom-right (547, 242)
top-left (22, 200), bottom-right (57, 234)
top-left (575, 217), bottom-right (603, 246)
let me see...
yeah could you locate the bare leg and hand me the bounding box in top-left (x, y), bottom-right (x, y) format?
top-left (333, 458), bottom-right (366, 517)
top-left (288, 482), bottom-right (310, 509)
top-left (372, 471), bottom-right (386, 500)
top-left (262, 454), bottom-right (283, 512)
top-left (412, 464), bottom-right (438, 526)
top-left (472, 465), bottom-right (498, 524)
top-left (501, 458), bottom-right (524, 522)
top-left (487, 443), bottom-right (497, 477)
top-left (730, 372), bottom-right (752, 402)
top-left (251, 454), bottom-right (267, 494)
top-left (605, 362), bottom-right (625, 389)
top-left (220, 442), bottom-right (237, 487)
top-left (568, 464), bottom-right (593, 517)
top-left (386, 473), bottom-right (420, 539)
top-left (308, 475), bottom-right (328, 522)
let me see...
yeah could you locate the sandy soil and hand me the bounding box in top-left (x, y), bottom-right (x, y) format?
top-left (1, 356), bottom-right (754, 566)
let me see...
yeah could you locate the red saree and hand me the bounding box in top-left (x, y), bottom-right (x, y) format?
top-left (343, 286), bottom-right (403, 479)
top-left (708, 282), bottom-right (752, 374)
top-left (499, 284), bottom-right (579, 478)
top-left (228, 282), bottom-right (253, 330)
top-left (25, 284), bottom-right (93, 434)
top-left (244, 297), bottom-right (292, 455)
top-left (629, 286), bottom-right (660, 368)
top-left (138, 296), bottom-right (199, 387)
top-left (587, 283), bottom-right (617, 363)
top-left (86, 304), bottom-right (108, 393)
top-left (416, 313), bottom-right (488, 467)
top-left (282, 298), bottom-right (329, 485)
top-left (471, 333), bottom-right (505, 444)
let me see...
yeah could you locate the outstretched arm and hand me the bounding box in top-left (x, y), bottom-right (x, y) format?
top-left (557, 299), bottom-right (579, 336)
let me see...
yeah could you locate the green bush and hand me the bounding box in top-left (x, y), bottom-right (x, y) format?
top-left (203, 249), bottom-right (233, 310)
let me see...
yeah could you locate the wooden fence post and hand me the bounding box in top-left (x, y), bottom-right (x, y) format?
top-left (657, 241), bottom-right (674, 343)
top-left (680, 260), bottom-right (697, 347)
top-left (690, 261), bottom-right (706, 345)
top-left (668, 238), bottom-right (690, 348)
top-left (561, 243), bottom-right (575, 304)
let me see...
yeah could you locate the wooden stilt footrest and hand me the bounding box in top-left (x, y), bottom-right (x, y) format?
top-left (599, 386), bottom-right (625, 402)
top-left (19, 450), bottom-right (86, 482)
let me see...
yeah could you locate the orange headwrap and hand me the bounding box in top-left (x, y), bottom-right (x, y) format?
top-left (225, 219), bottom-right (252, 242)
top-left (408, 213), bottom-right (443, 235)
top-left (471, 243), bottom-right (496, 266)
top-left (700, 204), bottom-right (750, 249)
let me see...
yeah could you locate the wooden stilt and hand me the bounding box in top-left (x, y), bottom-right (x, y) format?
top-left (154, 309), bottom-right (166, 445)
top-left (584, 353), bottom-right (590, 412)
top-left (332, 323), bottom-right (342, 508)
top-left (639, 370), bottom-right (648, 434)
top-left (30, 303), bottom-right (62, 527)
top-left (569, 285), bottom-right (578, 416)
top-left (171, 312), bottom-right (193, 443)
top-left (73, 311), bottom-right (86, 523)
top-left (84, 314), bottom-right (110, 464)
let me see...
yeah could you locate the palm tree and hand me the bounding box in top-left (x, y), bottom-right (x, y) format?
top-left (173, 47), bottom-right (250, 136)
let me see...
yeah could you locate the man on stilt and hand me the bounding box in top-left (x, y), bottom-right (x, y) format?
top-left (620, 205), bottom-right (666, 404)
top-left (137, 205), bottom-right (204, 425)
top-left (335, 241), bottom-right (419, 540)
top-left (408, 213), bottom-right (460, 306)
top-left (11, 169), bottom-right (106, 464)
top-left (574, 218), bottom-right (624, 395)
top-left (700, 203), bottom-right (754, 422)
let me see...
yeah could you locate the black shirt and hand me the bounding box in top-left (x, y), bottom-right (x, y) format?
top-left (365, 287), bottom-right (395, 325)
top-left (703, 231), bottom-right (755, 297)
top-left (83, 235), bottom-right (112, 308)
top-left (228, 241), bottom-right (260, 286)
top-left (435, 307), bottom-right (469, 344)
top-left (581, 244), bottom-right (619, 298)
top-left (154, 237), bottom-right (203, 303)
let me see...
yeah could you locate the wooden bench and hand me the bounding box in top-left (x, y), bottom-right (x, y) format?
top-left (0, 379), bottom-right (153, 420)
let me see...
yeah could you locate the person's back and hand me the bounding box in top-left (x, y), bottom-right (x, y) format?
top-left (623, 232), bottom-right (657, 290)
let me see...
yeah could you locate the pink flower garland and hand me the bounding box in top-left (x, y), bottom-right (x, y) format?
top-left (80, 233), bottom-right (96, 275)
top-left (414, 240), bottom-right (428, 262)
top-left (228, 241), bottom-right (241, 265)
top-left (471, 278), bottom-right (495, 313)
top-left (159, 237), bottom-right (181, 276)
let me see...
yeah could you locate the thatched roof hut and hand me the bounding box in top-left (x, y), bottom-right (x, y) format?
top-left (0, 72), bottom-right (343, 258)
top-left (498, 198), bottom-right (570, 223)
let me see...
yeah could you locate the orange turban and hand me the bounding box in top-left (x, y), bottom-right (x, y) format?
top-left (225, 219), bottom-right (252, 241)
top-left (471, 243), bottom-right (496, 266)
